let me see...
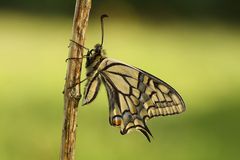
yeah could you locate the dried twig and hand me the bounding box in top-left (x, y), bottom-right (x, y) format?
top-left (60, 0), bottom-right (91, 160)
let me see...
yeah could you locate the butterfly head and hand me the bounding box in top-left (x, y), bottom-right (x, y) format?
top-left (85, 44), bottom-right (105, 68)
top-left (94, 43), bottom-right (102, 54)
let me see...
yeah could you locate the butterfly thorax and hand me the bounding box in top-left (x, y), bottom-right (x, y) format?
top-left (86, 44), bottom-right (106, 77)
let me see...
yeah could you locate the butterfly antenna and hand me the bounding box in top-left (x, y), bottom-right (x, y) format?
top-left (100, 14), bottom-right (109, 47)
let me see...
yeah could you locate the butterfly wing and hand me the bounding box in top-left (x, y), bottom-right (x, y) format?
top-left (82, 75), bottom-right (101, 105)
top-left (99, 58), bottom-right (185, 141)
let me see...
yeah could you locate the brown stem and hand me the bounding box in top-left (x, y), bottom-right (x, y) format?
top-left (60, 0), bottom-right (91, 160)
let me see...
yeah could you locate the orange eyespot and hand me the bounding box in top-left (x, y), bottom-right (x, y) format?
top-left (112, 117), bottom-right (122, 126)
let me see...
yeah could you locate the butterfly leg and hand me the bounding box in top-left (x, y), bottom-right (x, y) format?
top-left (65, 57), bottom-right (85, 62)
top-left (62, 78), bottom-right (89, 94)
top-left (65, 39), bottom-right (91, 62)
top-left (69, 39), bottom-right (90, 52)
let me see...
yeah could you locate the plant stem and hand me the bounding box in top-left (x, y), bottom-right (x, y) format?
top-left (60, 1), bottom-right (91, 160)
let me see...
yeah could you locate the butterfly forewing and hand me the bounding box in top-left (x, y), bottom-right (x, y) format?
top-left (82, 58), bottom-right (185, 141)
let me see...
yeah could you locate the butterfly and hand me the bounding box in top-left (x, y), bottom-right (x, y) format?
top-left (69, 15), bottom-right (186, 142)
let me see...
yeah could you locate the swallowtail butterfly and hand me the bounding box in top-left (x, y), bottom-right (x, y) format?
top-left (69, 15), bottom-right (186, 142)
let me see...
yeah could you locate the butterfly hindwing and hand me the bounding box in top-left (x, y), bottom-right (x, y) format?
top-left (101, 73), bottom-right (152, 141)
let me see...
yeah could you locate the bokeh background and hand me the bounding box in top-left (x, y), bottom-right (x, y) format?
top-left (0, 0), bottom-right (240, 160)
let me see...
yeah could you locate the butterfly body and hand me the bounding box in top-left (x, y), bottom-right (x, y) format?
top-left (82, 44), bottom-right (186, 141)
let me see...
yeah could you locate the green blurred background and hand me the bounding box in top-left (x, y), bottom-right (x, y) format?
top-left (0, 0), bottom-right (240, 160)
